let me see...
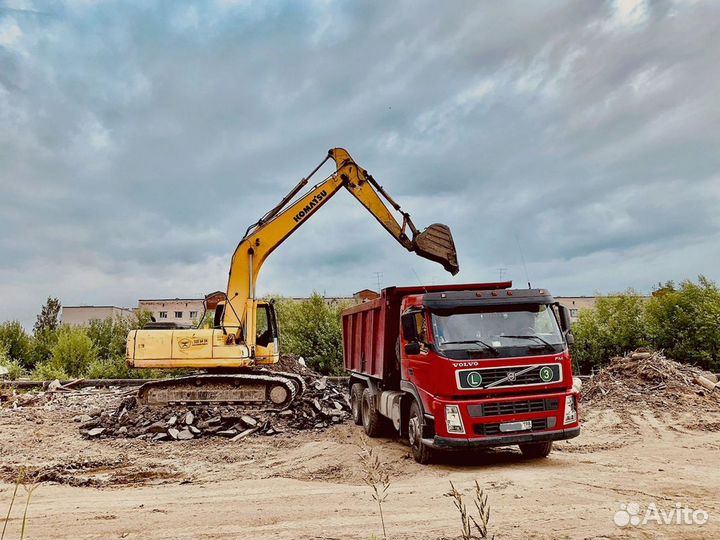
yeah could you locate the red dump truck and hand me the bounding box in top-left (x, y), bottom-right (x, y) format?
top-left (342, 282), bottom-right (580, 463)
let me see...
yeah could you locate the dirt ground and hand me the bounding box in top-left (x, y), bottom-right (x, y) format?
top-left (1, 391), bottom-right (719, 539)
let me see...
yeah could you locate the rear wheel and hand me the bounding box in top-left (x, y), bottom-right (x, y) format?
top-left (408, 400), bottom-right (433, 464)
top-left (350, 383), bottom-right (364, 425)
top-left (361, 388), bottom-right (386, 437)
top-left (519, 441), bottom-right (553, 458)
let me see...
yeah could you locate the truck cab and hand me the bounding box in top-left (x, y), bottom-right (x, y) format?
top-left (343, 282), bottom-right (580, 463)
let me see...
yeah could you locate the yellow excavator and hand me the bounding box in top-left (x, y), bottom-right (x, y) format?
top-left (126, 148), bottom-right (459, 408)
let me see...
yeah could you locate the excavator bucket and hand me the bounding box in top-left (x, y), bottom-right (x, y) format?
top-left (413, 223), bottom-right (460, 275)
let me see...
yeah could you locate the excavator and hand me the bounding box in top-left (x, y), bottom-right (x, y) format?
top-left (126, 148), bottom-right (459, 408)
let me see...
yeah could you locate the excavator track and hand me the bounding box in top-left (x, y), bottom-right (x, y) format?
top-left (136, 374), bottom-right (298, 410)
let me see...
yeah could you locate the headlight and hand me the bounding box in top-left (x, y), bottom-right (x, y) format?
top-left (563, 395), bottom-right (577, 425)
top-left (445, 405), bottom-right (465, 434)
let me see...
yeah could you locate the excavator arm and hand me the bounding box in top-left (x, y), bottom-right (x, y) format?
top-left (222, 148), bottom-right (459, 340)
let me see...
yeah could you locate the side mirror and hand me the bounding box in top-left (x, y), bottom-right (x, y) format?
top-left (404, 342), bottom-right (421, 355)
top-left (401, 312), bottom-right (420, 342)
top-left (556, 304), bottom-right (571, 332)
top-left (554, 303), bottom-right (575, 345)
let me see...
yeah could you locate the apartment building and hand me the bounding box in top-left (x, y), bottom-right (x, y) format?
top-left (137, 298), bottom-right (205, 326)
top-left (61, 306), bottom-right (135, 326)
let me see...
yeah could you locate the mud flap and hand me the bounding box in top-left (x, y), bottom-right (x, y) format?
top-left (413, 223), bottom-right (460, 275)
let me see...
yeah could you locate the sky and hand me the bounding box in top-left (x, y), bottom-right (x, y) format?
top-left (1, 0), bottom-right (719, 328)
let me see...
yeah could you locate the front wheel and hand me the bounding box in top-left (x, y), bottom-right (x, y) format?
top-left (408, 400), bottom-right (433, 464)
top-left (519, 441), bottom-right (553, 458)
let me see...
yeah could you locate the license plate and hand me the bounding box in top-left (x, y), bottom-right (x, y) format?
top-left (499, 420), bottom-right (532, 433)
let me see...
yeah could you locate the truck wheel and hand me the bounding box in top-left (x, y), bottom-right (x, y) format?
top-left (350, 383), bottom-right (364, 425)
top-left (361, 387), bottom-right (385, 437)
top-left (408, 400), bottom-right (433, 464)
top-left (519, 441), bottom-right (553, 458)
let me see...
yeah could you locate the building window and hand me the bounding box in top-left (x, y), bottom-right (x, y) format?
top-left (175, 311), bottom-right (183, 318)
top-left (159, 311), bottom-right (168, 319)
top-left (190, 311), bottom-right (198, 319)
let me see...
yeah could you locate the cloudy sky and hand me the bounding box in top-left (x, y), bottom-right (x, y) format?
top-left (1, 0), bottom-right (718, 327)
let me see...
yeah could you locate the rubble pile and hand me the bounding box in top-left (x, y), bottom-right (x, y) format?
top-left (79, 356), bottom-right (351, 441)
top-left (583, 349), bottom-right (720, 412)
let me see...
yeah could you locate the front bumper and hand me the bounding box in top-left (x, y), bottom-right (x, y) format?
top-left (428, 426), bottom-right (580, 449)
top-left (430, 389), bottom-right (580, 447)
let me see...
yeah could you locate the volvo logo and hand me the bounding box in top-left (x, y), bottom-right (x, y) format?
top-left (507, 371), bottom-right (517, 382)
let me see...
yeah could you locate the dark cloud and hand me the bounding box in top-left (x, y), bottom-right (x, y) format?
top-left (1, 0), bottom-right (718, 326)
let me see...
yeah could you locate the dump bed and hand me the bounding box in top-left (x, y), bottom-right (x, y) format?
top-left (341, 282), bottom-right (512, 381)
top-left (342, 295), bottom-right (399, 381)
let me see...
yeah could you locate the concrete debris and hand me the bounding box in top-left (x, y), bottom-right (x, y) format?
top-left (2, 356), bottom-right (351, 443)
top-left (177, 428), bottom-right (194, 441)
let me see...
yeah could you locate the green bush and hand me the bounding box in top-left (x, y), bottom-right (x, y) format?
top-left (645, 276), bottom-right (720, 370)
top-left (86, 317), bottom-right (130, 361)
top-left (0, 344), bottom-right (26, 380)
top-left (32, 361), bottom-right (69, 381)
top-left (85, 356), bottom-right (131, 379)
top-left (571, 276), bottom-right (720, 372)
top-left (0, 321), bottom-right (33, 368)
top-left (571, 291), bottom-right (649, 371)
top-left (273, 293), bottom-right (354, 375)
top-left (49, 326), bottom-right (97, 377)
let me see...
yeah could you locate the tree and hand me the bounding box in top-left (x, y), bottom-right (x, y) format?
top-left (29, 297), bottom-right (62, 367)
top-left (273, 293), bottom-right (354, 375)
top-left (571, 290), bottom-right (649, 371)
top-left (48, 326), bottom-right (97, 377)
top-left (646, 276), bottom-right (720, 370)
top-left (86, 317), bottom-right (129, 361)
top-left (0, 321), bottom-right (32, 366)
top-left (33, 297), bottom-right (61, 336)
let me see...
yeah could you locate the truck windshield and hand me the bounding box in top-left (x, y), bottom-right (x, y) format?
top-left (430, 304), bottom-right (565, 359)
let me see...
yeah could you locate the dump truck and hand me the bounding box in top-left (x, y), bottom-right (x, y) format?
top-left (342, 282), bottom-right (580, 463)
top-left (126, 148), bottom-right (458, 408)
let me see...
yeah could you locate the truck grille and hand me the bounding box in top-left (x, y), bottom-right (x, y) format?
top-left (456, 363), bottom-right (562, 390)
top-left (467, 398), bottom-right (559, 418)
top-left (473, 418), bottom-right (548, 436)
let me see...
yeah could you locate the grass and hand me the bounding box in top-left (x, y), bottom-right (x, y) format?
top-left (2, 467), bottom-right (40, 540)
top-left (445, 480), bottom-right (493, 540)
top-left (357, 441), bottom-right (391, 540)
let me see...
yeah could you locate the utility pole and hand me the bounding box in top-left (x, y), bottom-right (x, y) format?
top-left (497, 267), bottom-right (507, 281)
top-left (373, 271), bottom-right (383, 292)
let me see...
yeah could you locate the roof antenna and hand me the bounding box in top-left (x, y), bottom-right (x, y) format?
top-left (411, 267), bottom-right (428, 293)
top-left (514, 232), bottom-right (531, 289)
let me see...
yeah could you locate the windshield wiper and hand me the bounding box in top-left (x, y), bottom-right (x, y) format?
top-left (501, 334), bottom-right (555, 349)
top-left (441, 339), bottom-right (500, 356)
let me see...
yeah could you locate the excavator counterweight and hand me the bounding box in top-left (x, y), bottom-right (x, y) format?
top-left (127, 148), bottom-right (460, 408)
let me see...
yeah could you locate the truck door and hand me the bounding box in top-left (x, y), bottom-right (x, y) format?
top-left (400, 310), bottom-right (433, 403)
